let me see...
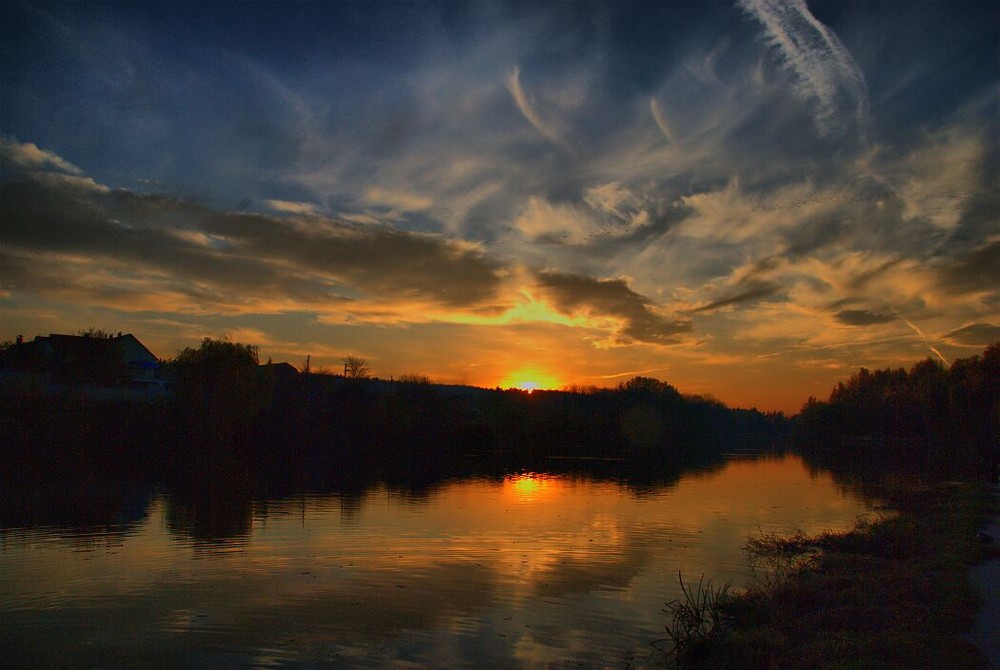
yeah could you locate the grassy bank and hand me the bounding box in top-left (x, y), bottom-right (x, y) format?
top-left (664, 480), bottom-right (998, 669)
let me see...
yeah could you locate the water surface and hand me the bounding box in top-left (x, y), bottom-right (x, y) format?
top-left (2, 453), bottom-right (876, 668)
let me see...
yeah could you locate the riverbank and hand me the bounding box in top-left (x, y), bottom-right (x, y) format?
top-left (967, 484), bottom-right (1000, 668)
top-left (667, 479), bottom-right (998, 669)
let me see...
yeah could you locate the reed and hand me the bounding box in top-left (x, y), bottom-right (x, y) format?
top-left (655, 573), bottom-right (733, 668)
top-left (662, 481), bottom-right (995, 669)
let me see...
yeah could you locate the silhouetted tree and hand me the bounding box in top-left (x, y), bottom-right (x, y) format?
top-left (171, 337), bottom-right (266, 448)
top-left (793, 342), bottom-right (1000, 478)
top-left (343, 355), bottom-right (371, 379)
top-left (618, 376), bottom-right (681, 399)
top-left (398, 373), bottom-right (431, 384)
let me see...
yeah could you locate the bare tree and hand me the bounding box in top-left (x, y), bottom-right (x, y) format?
top-left (343, 355), bottom-right (372, 379)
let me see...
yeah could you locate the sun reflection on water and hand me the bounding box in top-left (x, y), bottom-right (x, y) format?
top-left (505, 473), bottom-right (555, 502)
top-left (2, 455), bottom-right (880, 669)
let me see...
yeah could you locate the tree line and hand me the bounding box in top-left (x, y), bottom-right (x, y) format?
top-left (792, 343), bottom-right (999, 479)
top-left (1, 337), bottom-right (790, 489)
top-left (161, 338), bottom-right (788, 483)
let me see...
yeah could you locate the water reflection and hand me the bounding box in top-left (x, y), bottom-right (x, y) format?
top-left (2, 453), bottom-right (878, 669)
top-left (166, 489), bottom-right (253, 547)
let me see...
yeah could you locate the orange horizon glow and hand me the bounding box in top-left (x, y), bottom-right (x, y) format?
top-left (498, 369), bottom-right (564, 393)
top-left (3, 0), bottom-right (993, 434)
top-left (37, 318), bottom-right (978, 417)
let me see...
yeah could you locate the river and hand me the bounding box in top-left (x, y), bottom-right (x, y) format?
top-left (2, 452), bottom-right (876, 668)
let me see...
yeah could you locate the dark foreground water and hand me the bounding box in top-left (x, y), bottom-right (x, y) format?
top-left (2, 453), bottom-right (876, 669)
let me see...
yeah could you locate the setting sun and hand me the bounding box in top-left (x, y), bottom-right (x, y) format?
top-left (2, 1), bottom-right (996, 416)
top-left (499, 369), bottom-right (562, 393)
top-left (2, 0), bottom-right (998, 668)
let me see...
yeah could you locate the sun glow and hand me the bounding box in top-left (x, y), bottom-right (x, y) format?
top-left (499, 369), bottom-right (563, 392)
top-left (504, 473), bottom-right (559, 502)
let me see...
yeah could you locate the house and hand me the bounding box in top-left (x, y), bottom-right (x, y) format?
top-left (259, 361), bottom-right (299, 397)
top-left (111, 333), bottom-right (173, 396)
top-left (260, 361), bottom-right (299, 383)
top-left (0, 332), bottom-right (172, 398)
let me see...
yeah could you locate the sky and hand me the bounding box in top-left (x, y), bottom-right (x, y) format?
top-left (1, 0), bottom-right (997, 413)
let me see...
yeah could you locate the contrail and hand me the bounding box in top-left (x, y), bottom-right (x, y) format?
top-left (738, 0), bottom-right (868, 139)
top-left (904, 319), bottom-right (950, 368)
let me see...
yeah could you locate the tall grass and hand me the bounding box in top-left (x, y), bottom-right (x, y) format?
top-left (660, 482), bottom-right (995, 669)
top-left (655, 573), bottom-right (733, 668)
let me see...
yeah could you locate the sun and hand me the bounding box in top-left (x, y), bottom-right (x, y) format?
top-left (499, 369), bottom-right (562, 393)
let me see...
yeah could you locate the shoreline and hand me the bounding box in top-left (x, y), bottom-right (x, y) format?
top-left (967, 484), bottom-right (1000, 669)
top-left (666, 479), bottom-right (998, 669)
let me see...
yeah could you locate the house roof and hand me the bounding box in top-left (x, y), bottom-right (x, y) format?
top-left (111, 333), bottom-right (159, 365)
top-left (260, 361), bottom-right (299, 379)
top-left (2, 333), bottom-right (160, 368)
top-left (45, 334), bottom-right (117, 360)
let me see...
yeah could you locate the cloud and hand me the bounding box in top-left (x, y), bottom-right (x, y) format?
top-left (943, 323), bottom-right (1000, 347)
top-left (510, 186), bottom-right (654, 249)
top-left (936, 241), bottom-right (1000, 295)
top-left (505, 66), bottom-right (571, 150)
top-left (2, 4), bottom-right (995, 406)
top-left (649, 98), bottom-right (676, 144)
top-left (583, 182), bottom-right (635, 220)
top-left (534, 270), bottom-right (692, 345)
top-left (834, 309), bottom-right (897, 326)
top-left (513, 196), bottom-right (598, 244)
top-left (0, 136), bottom-right (83, 174)
top-left (878, 126), bottom-right (988, 230)
top-left (363, 187), bottom-right (434, 212)
top-left (581, 182), bottom-right (652, 234)
top-left (738, 0), bottom-right (868, 138)
top-left (0, 139), bottom-right (505, 319)
top-left (265, 199), bottom-right (319, 215)
top-left (0, 137), bottom-right (108, 193)
top-left (688, 282), bottom-right (779, 314)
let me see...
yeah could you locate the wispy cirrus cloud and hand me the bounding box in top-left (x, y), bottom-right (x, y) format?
top-left (513, 196), bottom-right (597, 244)
top-left (0, 138), bottom-right (506, 320)
top-left (738, 0), bottom-right (868, 139)
top-left (648, 98), bottom-right (676, 145)
top-left (2, 137), bottom-right (701, 355)
top-left (363, 187), bottom-right (434, 213)
top-left (505, 66), bottom-right (572, 151)
top-left (943, 323), bottom-right (1000, 347)
top-left (688, 282), bottom-right (780, 314)
top-left (265, 199), bottom-right (319, 215)
top-left (2, 1), bottom-right (996, 410)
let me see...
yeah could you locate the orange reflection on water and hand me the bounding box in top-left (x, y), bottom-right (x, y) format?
top-left (2, 454), bottom-right (878, 669)
top-left (504, 473), bottom-right (559, 502)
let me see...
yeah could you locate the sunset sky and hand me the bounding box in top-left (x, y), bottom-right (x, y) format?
top-left (1, 0), bottom-right (997, 413)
